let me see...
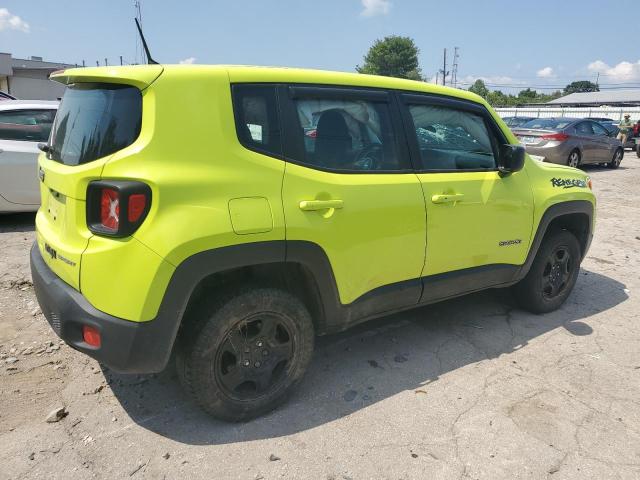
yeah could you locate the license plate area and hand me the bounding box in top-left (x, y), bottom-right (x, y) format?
top-left (44, 189), bottom-right (67, 224)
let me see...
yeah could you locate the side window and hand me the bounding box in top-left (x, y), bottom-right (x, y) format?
top-left (0, 109), bottom-right (56, 142)
top-left (291, 95), bottom-right (404, 171)
top-left (232, 85), bottom-right (282, 158)
top-left (406, 103), bottom-right (498, 171)
top-left (575, 122), bottom-right (594, 135)
top-left (592, 122), bottom-right (608, 136)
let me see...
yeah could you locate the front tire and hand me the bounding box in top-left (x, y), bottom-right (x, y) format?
top-left (177, 288), bottom-right (314, 422)
top-left (608, 148), bottom-right (623, 169)
top-left (514, 230), bottom-right (581, 314)
top-left (567, 150), bottom-right (581, 168)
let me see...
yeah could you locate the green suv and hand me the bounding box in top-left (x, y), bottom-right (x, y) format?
top-left (31, 65), bottom-right (595, 421)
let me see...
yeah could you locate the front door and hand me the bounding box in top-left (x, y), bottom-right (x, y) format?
top-left (399, 94), bottom-right (534, 296)
top-left (280, 86), bottom-right (426, 307)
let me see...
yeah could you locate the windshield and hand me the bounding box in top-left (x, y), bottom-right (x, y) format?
top-left (519, 118), bottom-right (572, 130)
top-left (49, 83), bottom-right (142, 165)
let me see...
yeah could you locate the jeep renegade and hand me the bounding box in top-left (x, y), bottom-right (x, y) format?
top-left (31, 65), bottom-right (595, 421)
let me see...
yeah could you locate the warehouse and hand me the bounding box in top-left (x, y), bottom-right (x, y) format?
top-left (0, 52), bottom-right (75, 100)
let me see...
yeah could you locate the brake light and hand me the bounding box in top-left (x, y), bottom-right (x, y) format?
top-left (541, 133), bottom-right (569, 142)
top-left (127, 194), bottom-right (147, 222)
top-left (87, 181), bottom-right (151, 237)
top-left (100, 188), bottom-right (120, 231)
top-left (82, 325), bottom-right (101, 347)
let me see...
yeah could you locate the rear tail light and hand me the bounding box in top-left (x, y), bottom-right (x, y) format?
top-left (541, 132), bottom-right (569, 142)
top-left (82, 325), bottom-right (101, 347)
top-left (87, 181), bottom-right (151, 237)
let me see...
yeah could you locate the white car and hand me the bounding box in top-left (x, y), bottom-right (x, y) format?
top-left (0, 100), bottom-right (58, 213)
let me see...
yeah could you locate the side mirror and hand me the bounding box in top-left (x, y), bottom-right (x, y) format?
top-left (498, 144), bottom-right (525, 175)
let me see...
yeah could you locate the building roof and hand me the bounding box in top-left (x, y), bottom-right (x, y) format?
top-left (548, 90), bottom-right (640, 106)
top-left (11, 56), bottom-right (75, 70)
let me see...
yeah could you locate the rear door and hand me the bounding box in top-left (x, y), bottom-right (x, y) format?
top-left (591, 121), bottom-right (615, 162)
top-left (398, 93), bottom-right (534, 298)
top-left (0, 108), bottom-right (56, 205)
top-left (573, 121), bottom-right (598, 163)
top-left (37, 83), bottom-right (143, 290)
top-left (280, 85), bottom-right (426, 309)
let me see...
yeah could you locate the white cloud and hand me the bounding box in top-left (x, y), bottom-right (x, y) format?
top-left (0, 8), bottom-right (30, 33)
top-left (179, 57), bottom-right (196, 65)
top-left (588, 59), bottom-right (640, 82)
top-left (536, 66), bottom-right (555, 78)
top-left (361, 0), bottom-right (391, 17)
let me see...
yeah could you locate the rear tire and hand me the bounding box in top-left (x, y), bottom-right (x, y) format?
top-left (176, 288), bottom-right (314, 422)
top-left (608, 148), bottom-right (623, 169)
top-left (567, 150), bottom-right (581, 168)
top-left (513, 230), bottom-right (581, 314)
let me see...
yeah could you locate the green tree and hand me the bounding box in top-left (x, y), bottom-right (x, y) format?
top-left (468, 79), bottom-right (489, 99)
top-left (563, 81), bottom-right (599, 95)
top-left (356, 36), bottom-right (423, 81)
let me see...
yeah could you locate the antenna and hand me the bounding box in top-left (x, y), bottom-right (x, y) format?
top-left (135, 17), bottom-right (158, 65)
top-left (452, 47), bottom-right (460, 88)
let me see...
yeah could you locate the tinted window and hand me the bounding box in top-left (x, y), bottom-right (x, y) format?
top-left (49, 83), bottom-right (142, 166)
top-left (575, 122), bottom-right (594, 135)
top-left (407, 104), bottom-right (497, 171)
top-left (520, 118), bottom-right (573, 130)
top-left (292, 96), bottom-right (403, 171)
top-left (0, 109), bottom-right (56, 142)
top-left (232, 85), bottom-right (282, 158)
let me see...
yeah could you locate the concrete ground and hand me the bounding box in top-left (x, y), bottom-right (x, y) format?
top-left (1, 154), bottom-right (639, 480)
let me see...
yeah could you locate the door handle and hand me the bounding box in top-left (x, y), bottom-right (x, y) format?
top-left (299, 199), bottom-right (344, 211)
top-left (431, 193), bottom-right (465, 204)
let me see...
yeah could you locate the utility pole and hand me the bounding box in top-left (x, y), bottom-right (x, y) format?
top-left (595, 72), bottom-right (600, 88)
top-left (120, 55), bottom-right (123, 66)
top-left (435, 72), bottom-right (439, 85)
top-left (105, 58), bottom-right (108, 66)
top-left (452, 47), bottom-right (460, 88)
top-left (439, 48), bottom-right (449, 86)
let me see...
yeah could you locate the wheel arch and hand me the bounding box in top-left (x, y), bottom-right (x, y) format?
top-left (519, 200), bottom-right (594, 280)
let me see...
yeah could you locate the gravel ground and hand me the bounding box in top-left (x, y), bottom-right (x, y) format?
top-left (1, 154), bottom-right (639, 480)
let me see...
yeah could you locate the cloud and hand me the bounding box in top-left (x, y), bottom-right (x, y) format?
top-left (361, 0), bottom-right (391, 17)
top-left (0, 8), bottom-right (30, 33)
top-left (588, 59), bottom-right (640, 82)
top-left (536, 66), bottom-right (555, 78)
top-left (179, 57), bottom-right (196, 65)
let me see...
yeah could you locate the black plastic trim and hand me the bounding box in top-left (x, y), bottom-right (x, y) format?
top-left (86, 180), bottom-right (152, 238)
top-left (515, 200), bottom-right (594, 280)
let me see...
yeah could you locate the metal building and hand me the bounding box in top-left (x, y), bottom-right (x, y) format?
top-left (547, 90), bottom-right (640, 107)
top-left (0, 52), bottom-right (75, 100)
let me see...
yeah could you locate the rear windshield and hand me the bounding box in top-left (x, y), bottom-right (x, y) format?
top-left (49, 83), bottom-right (142, 165)
top-left (519, 118), bottom-right (572, 130)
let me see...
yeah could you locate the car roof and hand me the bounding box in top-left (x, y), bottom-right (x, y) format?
top-left (0, 100), bottom-right (59, 111)
top-left (53, 64), bottom-right (491, 107)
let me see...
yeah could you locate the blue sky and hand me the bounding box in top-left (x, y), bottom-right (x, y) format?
top-left (1, 0), bottom-right (639, 93)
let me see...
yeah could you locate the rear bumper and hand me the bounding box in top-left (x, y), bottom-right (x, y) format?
top-left (30, 243), bottom-right (174, 373)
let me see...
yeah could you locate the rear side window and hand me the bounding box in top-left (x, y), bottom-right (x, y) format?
top-left (0, 109), bottom-right (56, 142)
top-left (291, 95), bottom-right (404, 172)
top-left (49, 83), bottom-right (142, 166)
top-left (232, 85), bottom-right (282, 158)
top-left (406, 103), bottom-right (497, 171)
top-left (575, 122), bottom-right (594, 135)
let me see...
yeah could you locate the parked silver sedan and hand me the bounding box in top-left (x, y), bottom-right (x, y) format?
top-left (512, 117), bottom-right (624, 169)
top-left (0, 100), bottom-right (58, 213)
